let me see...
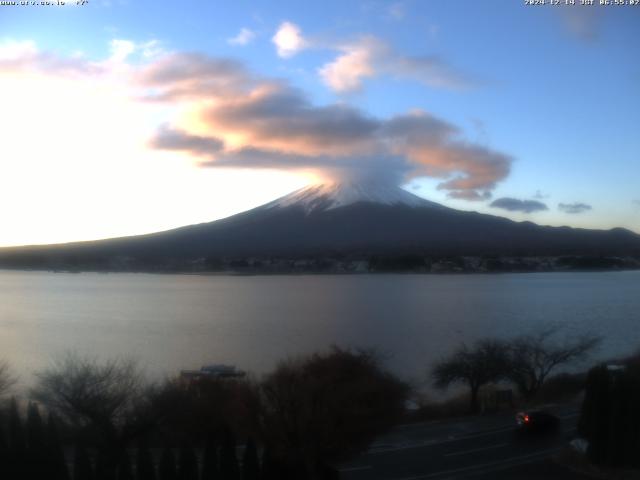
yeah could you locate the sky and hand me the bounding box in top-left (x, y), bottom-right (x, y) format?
top-left (0, 0), bottom-right (639, 246)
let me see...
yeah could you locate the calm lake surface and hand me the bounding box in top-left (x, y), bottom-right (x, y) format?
top-left (1, 270), bottom-right (639, 387)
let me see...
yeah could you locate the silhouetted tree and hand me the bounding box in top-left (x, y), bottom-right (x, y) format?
top-left (96, 448), bottom-right (117, 480)
top-left (46, 413), bottom-right (70, 480)
top-left (159, 447), bottom-right (178, 480)
top-left (26, 402), bottom-right (46, 451)
top-left (0, 361), bottom-right (16, 397)
top-left (219, 428), bottom-right (239, 480)
top-left (260, 347), bottom-right (408, 478)
top-left (116, 451), bottom-right (134, 480)
top-left (579, 360), bottom-right (640, 468)
top-left (32, 353), bottom-right (145, 433)
top-left (259, 446), bottom-right (285, 480)
top-left (0, 425), bottom-right (7, 454)
top-left (582, 364), bottom-right (614, 464)
top-left (136, 440), bottom-right (156, 480)
top-left (26, 402), bottom-right (48, 480)
top-left (32, 353), bottom-right (154, 475)
top-left (241, 438), bottom-right (260, 480)
top-left (8, 398), bottom-right (26, 479)
top-left (201, 435), bottom-right (219, 480)
top-left (73, 444), bottom-right (95, 480)
top-left (178, 444), bottom-right (198, 480)
top-left (8, 398), bottom-right (25, 453)
top-left (506, 327), bottom-right (600, 400)
top-left (606, 370), bottom-right (636, 466)
top-left (0, 426), bottom-right (8, 479)
top-left (149, 376), bottom-right (259, 445)
top-left (432, 339), bottom-right (510, 413)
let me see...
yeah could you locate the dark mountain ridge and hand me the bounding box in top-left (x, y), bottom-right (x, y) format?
top-left (1, 183), bottom-right (639, 272)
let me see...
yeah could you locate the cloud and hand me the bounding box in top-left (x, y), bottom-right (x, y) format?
top-left (180, 92), bottom-right (510, 198)
top-left (1, 40), bottom-right (511, 200)
top-left (136, 52), bottom-right (252, 101)
top-left (533, 189), bottom-right (549, 200)
top-left (149, 125), bottom-right (224, 156)
top-left (490, 197), bottom-right (548, 213)
top-left (228, 28), bottom-right (256, 46)
top-left (634, 199), bottom-right (640, 209)
top-left (144, 51), bottom-right (511, 198)
top-left (0, 39), bottom-right (100, 76)
top-left (558, 202), bottom-right (592, 214)
top-left (319, 36), bottom-right (475, 93)
top-left (201, 85), bottom-right (381, 156)
top-left (109, 38), bottom-right (163, 62)
top-left (318, 40), bottom-right (376, 92)
top-left (139, 40), bottom-right (163, 58)
top-left (272, 21), bottom-right (307, 58)
top-left (109, 39), bottom-right (136, 62)
top-left (450, 190), bottom-right (492, 201)
top-left (392, 54), bottom-right (475, 90)
top-left (0, 37), bottom-right (163, 76)
top-left (0, 39), bottom-right (38, 60)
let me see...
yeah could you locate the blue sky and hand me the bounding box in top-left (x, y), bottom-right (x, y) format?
top-left (0, 0), bottom-right (638, 246)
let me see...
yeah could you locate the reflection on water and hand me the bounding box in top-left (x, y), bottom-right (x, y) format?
top-left (1, 270), bottom-right (639, 386)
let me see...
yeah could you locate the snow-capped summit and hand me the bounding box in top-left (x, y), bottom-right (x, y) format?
top-left (264, 181), bottom-right (444, 213)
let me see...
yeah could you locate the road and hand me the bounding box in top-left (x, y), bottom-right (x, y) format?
top-left (340, 405), bottom-right (590, 479)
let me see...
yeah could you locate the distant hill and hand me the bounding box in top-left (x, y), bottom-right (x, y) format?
top-left (1, 182), bottom-right (639, 272)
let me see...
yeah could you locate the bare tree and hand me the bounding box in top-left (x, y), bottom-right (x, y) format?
top-left (432, 339), bottom-right (510, 413)
top-left (0, 360), bottom-right (17, 396)
top-left (31, 353), bottom-right (155, 478)
top-left (260, 347), bottom-right (409, 479)
top-left (506, 327), bottom-right (601, 400)
top-left (32, 353), bottom-right (144, 428)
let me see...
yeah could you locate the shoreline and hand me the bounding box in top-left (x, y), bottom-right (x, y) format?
top-left (1, 265), bottom-right (639, 277)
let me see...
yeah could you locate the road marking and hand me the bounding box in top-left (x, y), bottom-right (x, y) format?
top-left (339, 465), bottom-right (372, 472)
top-left (443, 442), bottom-right (508, 457)
top-left (392, 447), bottom-right (560, 480)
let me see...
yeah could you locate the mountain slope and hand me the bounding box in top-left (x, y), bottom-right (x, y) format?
top-left (1, 183), bottom-right (639, 271)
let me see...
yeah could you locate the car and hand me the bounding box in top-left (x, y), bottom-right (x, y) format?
top-left (515, 410), bottom-right (560, 435)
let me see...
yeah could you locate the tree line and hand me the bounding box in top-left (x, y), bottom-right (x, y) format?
top-left (0, 327), bottom-right (604, 479)
top-left (577, 351), bottom-right (640, 469)
top-left (0, 398), bottom-right (261, 480)
top-left (0, 348), bottom-right (407, 480)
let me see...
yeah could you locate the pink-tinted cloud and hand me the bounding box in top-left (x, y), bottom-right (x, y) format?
top-left (1, 40), bottom-right (511, 200)
top-left (142, 52), bottom-right (509, 198)
top-left (136, 52), bottom-right (253, 101)
top-left (318, 36), bottom-right (476, 93)
top-left (318, 39), bottom-right (377, 92)
top-left (149, 125), bottom-right (225, 156)
top-left (0, 40), bottom-right (101, 77)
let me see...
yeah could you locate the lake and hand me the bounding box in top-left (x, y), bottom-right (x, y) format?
top-left (1, 269), bottom-right (639, 389)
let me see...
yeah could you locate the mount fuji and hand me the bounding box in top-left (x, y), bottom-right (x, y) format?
top-left (262, 182), bottom-right (443, 212)
top-left (1, 182), bottom-right (639, 271)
